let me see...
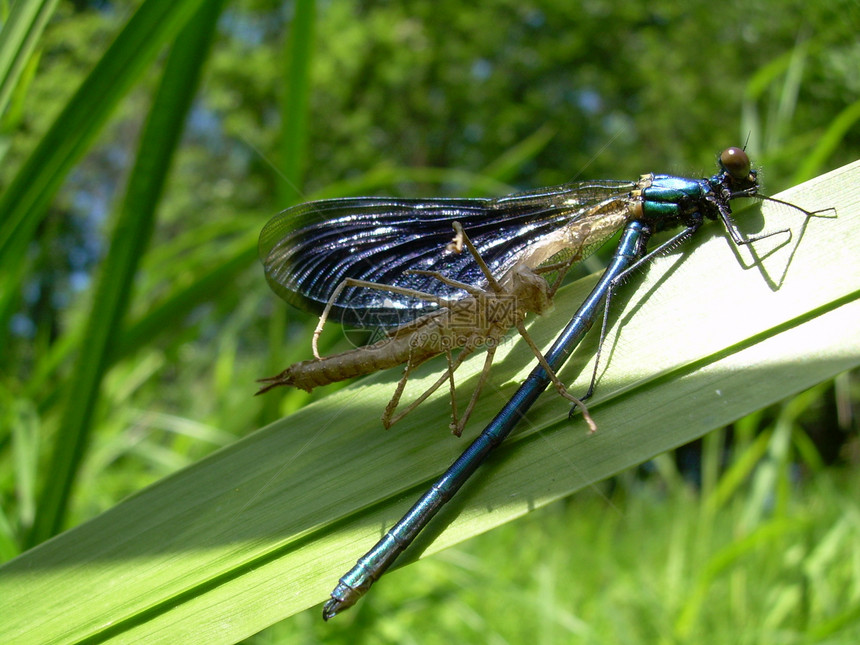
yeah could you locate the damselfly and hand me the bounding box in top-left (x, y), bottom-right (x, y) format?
top-left (258, 147), bottom-right (827, 619)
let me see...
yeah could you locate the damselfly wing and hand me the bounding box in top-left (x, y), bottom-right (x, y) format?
top-left (259, 180), bottom-right (637, 329)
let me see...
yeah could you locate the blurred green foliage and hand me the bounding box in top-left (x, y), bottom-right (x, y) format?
top-left (205, 0), bottom-right (860, 195)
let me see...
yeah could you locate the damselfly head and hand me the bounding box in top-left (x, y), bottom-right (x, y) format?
top-left (719, 147), bottom-right (755, 180)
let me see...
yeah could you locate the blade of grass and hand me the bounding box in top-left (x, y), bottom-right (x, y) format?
top-left (277, 0), bottom-right (315, 205)
top-left (793, 98), bottom-right (860, 184)
top-left (1, 160), bottom-right (857, 643)
top-left (27, 0), bottom-right (225, 546)
top-left (0, 0), bottom-right (59, 119)
top-left (264, 0), bottom-right (317, 424)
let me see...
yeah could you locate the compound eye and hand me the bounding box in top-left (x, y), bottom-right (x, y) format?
top-left (720, 147), bottom-right (751, 180)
